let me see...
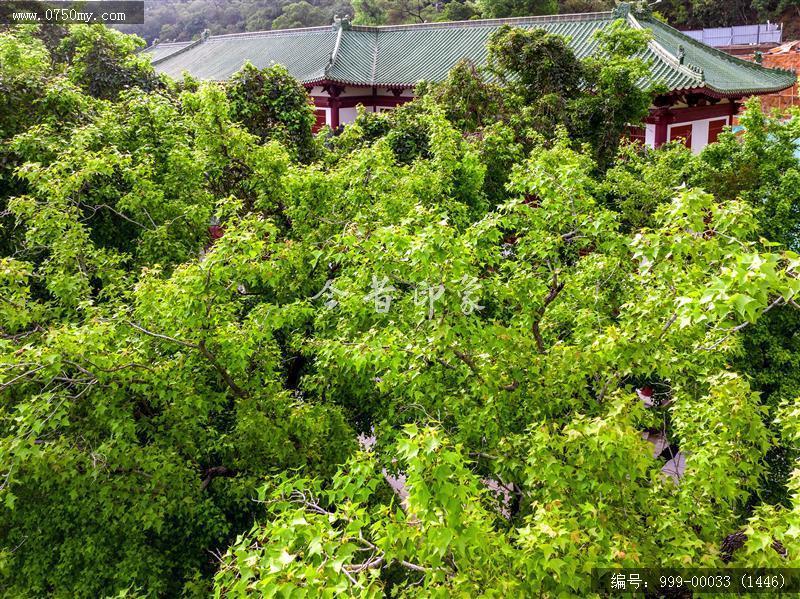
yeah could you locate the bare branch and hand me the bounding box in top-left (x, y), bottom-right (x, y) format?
top-left (79, 202), bottom-right (154, 231)
top-left (0, 365), bottom-right (45, 392)
top-left (699, 297), bottom-right (785, 351)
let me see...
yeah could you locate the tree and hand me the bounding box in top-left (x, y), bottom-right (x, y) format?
top-left (487, 25), bottom-right (584, 100)
top-left (569, 21), bottom-right (656, 168)
top-left (419, 59), bottom-right (506, 133)
top-left (208, 120), bottom-right (800, 595)
top-left (484, 22), bottom-right (654, 168)
top-left (658, 0), bottom-right (765, 28)
top-left (57, 25), bottom-right (160, 100)
top-left (559, 0), bottom-right (613, 12)
top-left (3, 21), bottom-right (800, 599)
top-left (480, 0), bottom-right (557, 18)
top-left (0, 26), bottom-right (53, 258)
top-left (272, 1), bottom-right (330, 29)
top-left (695, 102), bottom-right (800, 505)
top-left (113, 0), bottom-right (800, 42)
top-left (226, 62), bottom-right (317, 163)
top-left (352, 0), bottom-right (389, 24)
top-left (586, 100), bottom-right (800, 506)
top-left (441, 0), bottom-right (479, 20)
top-left (117, 0), bottom-right (342, 44)
top-left (352, 0), bottom-right (477, 25)
top-left (0, 57), bottom-right (351, 596)
top-left (216, 427), bottom-right (527, 596)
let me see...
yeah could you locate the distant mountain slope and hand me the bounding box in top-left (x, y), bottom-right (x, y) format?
top-left (119, 0), bottom-right (800, 46)
top-left (117, 0), bottom-right (351, 44)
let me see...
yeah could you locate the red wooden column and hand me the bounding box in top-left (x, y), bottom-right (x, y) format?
top-left (651, 107), bottom-right (672, 148)
top-left (728, 100), bottom-right (740, 124)
top-left (324, 84), bottom-right (344, 130)
top-left (329, 97), bottom-right (340, 129)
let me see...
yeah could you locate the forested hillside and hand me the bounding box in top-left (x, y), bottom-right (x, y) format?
top-left (2, 20), bottom-right (800, 598)
top-left (119, 0), bottom-right (800, 44)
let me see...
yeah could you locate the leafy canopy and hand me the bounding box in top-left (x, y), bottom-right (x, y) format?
top-left (1, 22), bottom-right (800, 598)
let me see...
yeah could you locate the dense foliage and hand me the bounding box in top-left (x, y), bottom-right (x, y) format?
top-left (658, 0), bottom-right (800, 32)
top-left (1, 22), bottom-right (800, 598)
top-left (226, 63), bottom-right (318, 164)
top-left (117, 0), bottom-right (351, 43)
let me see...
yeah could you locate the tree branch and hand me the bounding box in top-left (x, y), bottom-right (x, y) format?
top-left (501, 380), bottom-right (519, 392)
top-left (532, 272), bottom-right (565, 354)
top-left (0, 365), bottom-right (45, 392)
top-left (453, 349), bottom-right (483, 382)
top-left (124, 321), bottom-right (248, 398)
top-left (201, 465), bottom-right (237, 491)
top-left (531, 322), bottom-right (546, 355)
top-left (125, 320), bottom-right (198, 350)
top-left (399, 560), bottom-right (429, 573)
top-left (344, 555), bottom-right (384, 573)
top-left (198, 339), bottom-right (248, 398)
top-left (699, 297), bottom-right (785, 351)
top-left (657, 312), bottom-right (678, 341)
top-left (79, 202), bottom-right (154, 231)
top-left (596, 372), bottom-right (619, 403)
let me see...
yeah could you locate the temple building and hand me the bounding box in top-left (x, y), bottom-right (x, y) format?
top-left (146, 2), bottom-right (796, 153)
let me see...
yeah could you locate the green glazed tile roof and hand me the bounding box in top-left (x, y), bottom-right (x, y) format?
top-left (146, 10), bottom-right (796, 97)
top-left (145, 40), bottom-right (197, 63)
top-left (149, 26), bottom-right (337, 82)
top-left (642, 17), bottom-right (796, 95)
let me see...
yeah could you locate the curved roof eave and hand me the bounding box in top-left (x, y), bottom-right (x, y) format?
top-left (637, 14), bottom-right (797, 96)
top-left (661, 82), bottom-right (796, 98)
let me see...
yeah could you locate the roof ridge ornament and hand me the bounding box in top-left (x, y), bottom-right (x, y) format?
top-left (326, 16), bottom-right (347, 77)
top-left (612, 1), bottom-right (652, 19)
top-left (627, 10), bottom-right (705, 84)
top-left (332, 14), bottom-right (352, 30)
